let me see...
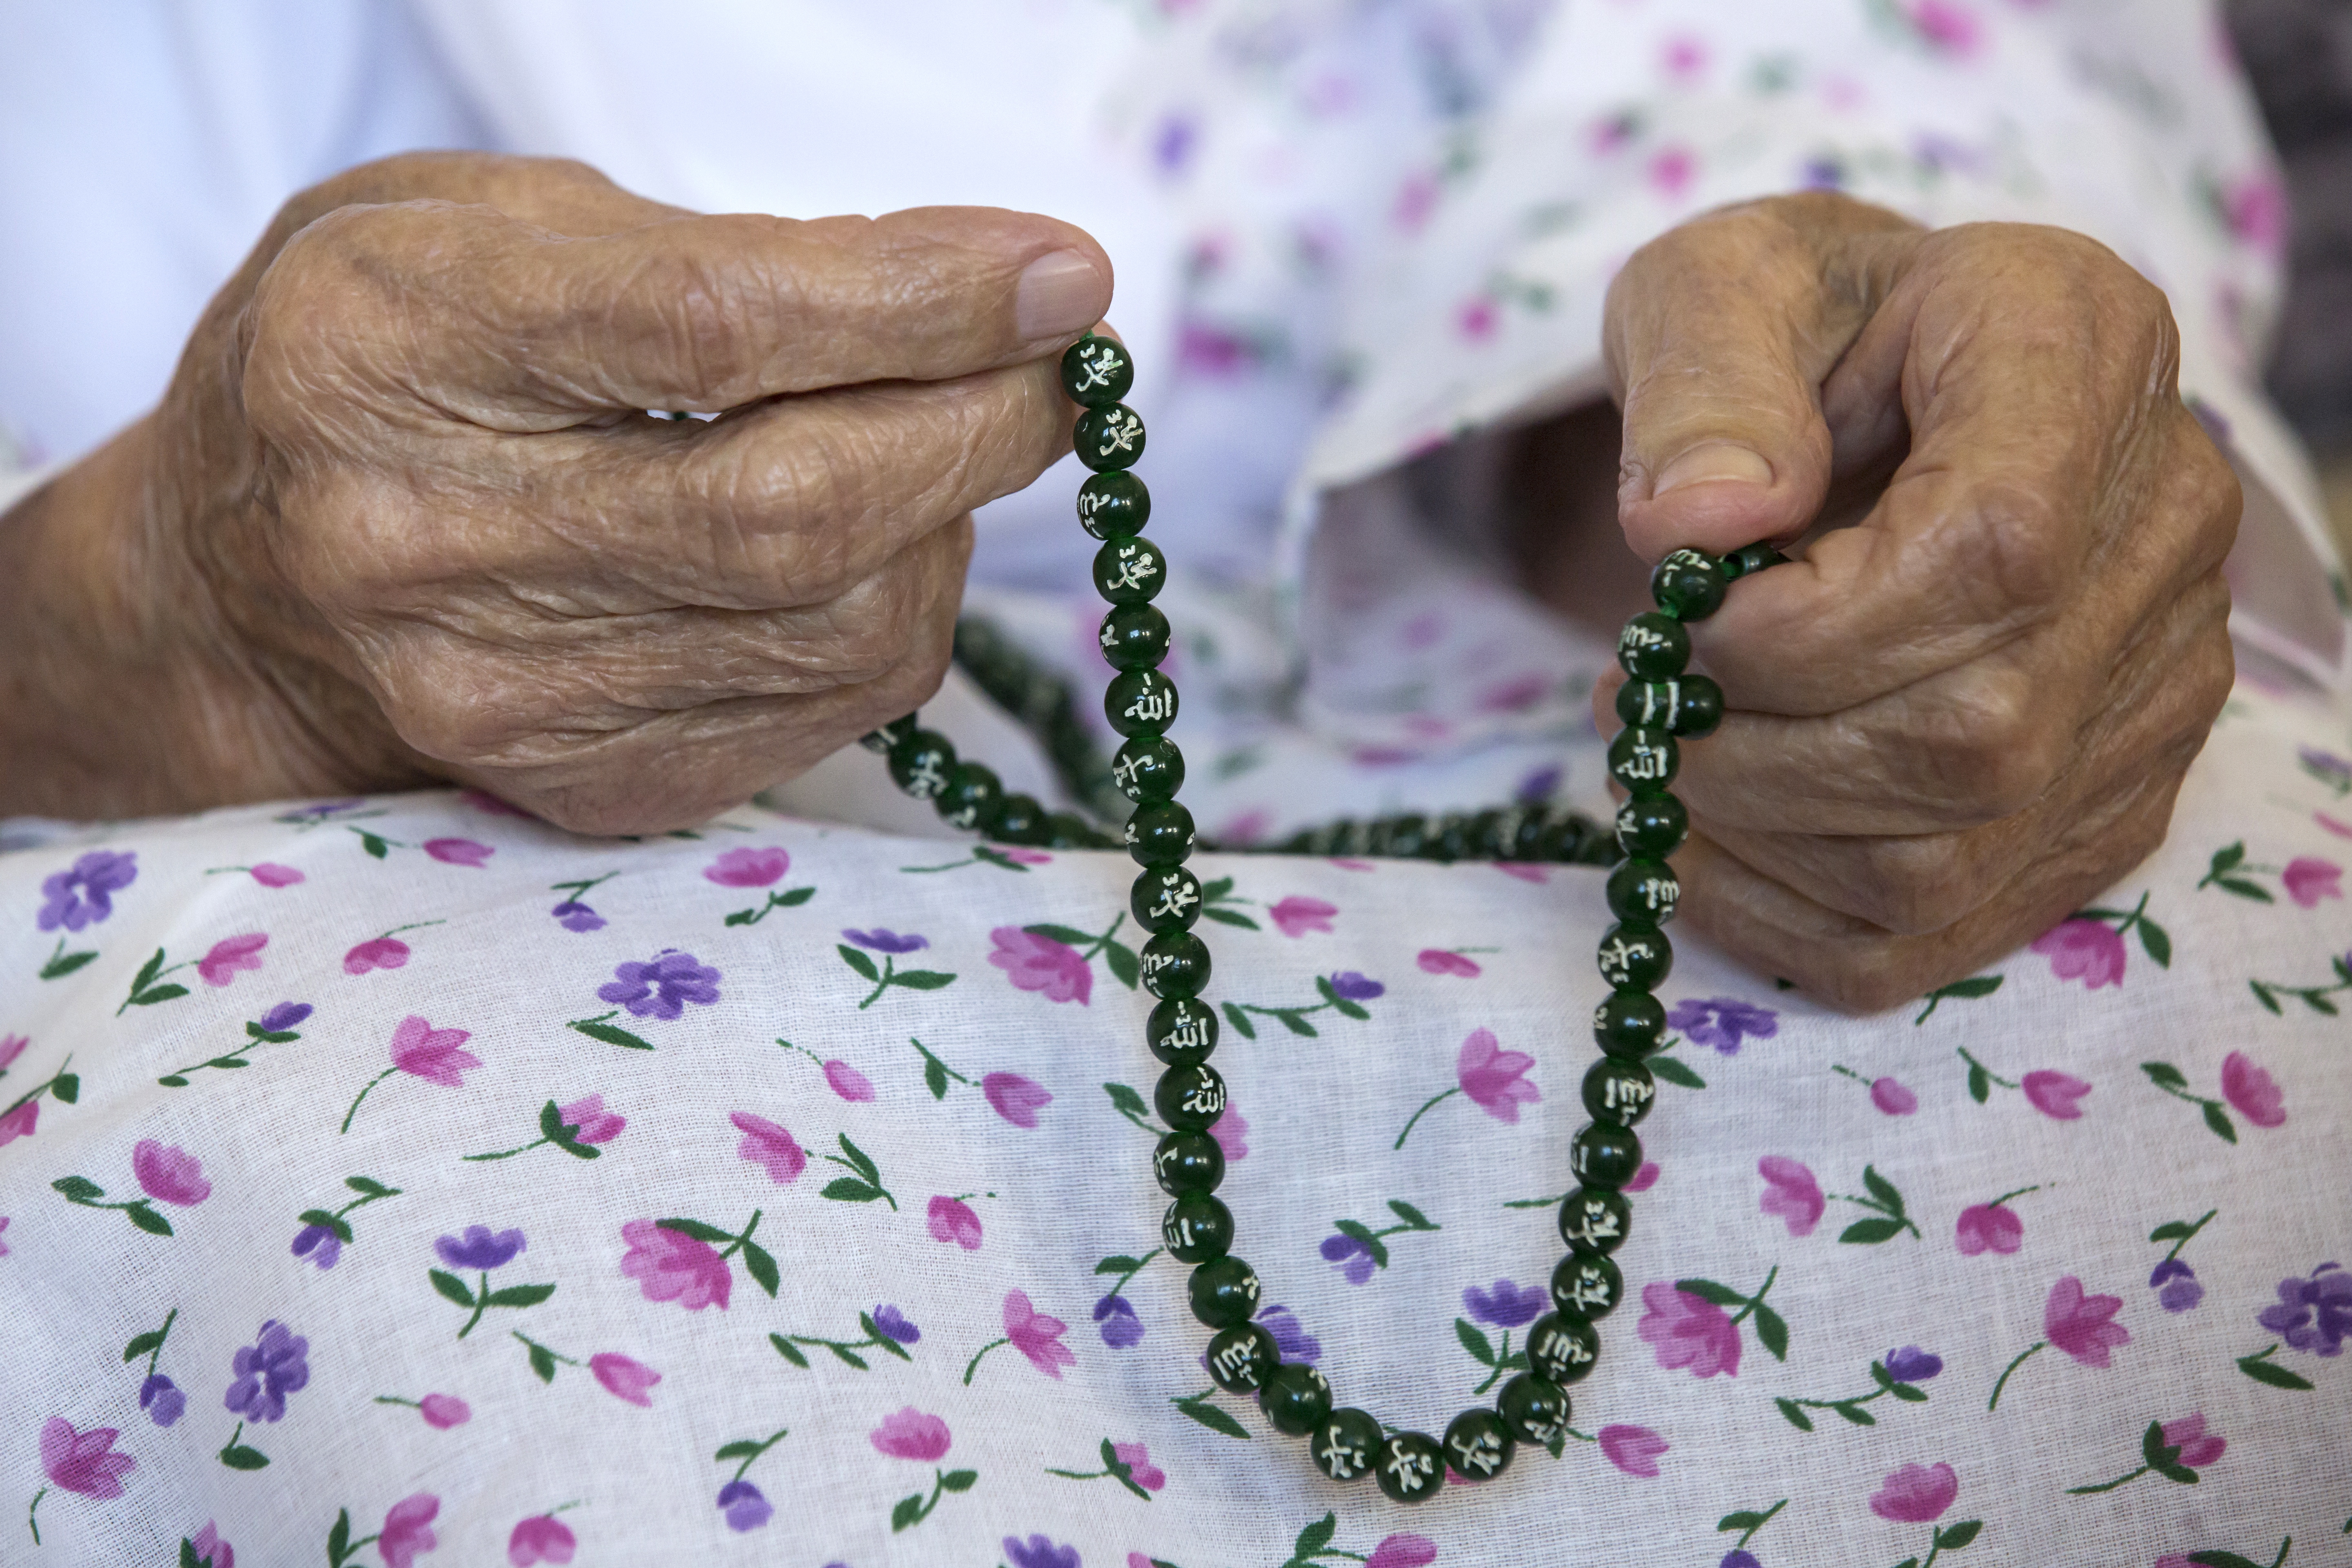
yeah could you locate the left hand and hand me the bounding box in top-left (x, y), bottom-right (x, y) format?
top-left (1592, 192), bottom-right (2240, 1013)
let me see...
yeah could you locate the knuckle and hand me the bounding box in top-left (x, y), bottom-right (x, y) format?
top-left (1907, 663), bottom-right (2063, 818)
top-left (1853, 835), bottom-right (1988, 937)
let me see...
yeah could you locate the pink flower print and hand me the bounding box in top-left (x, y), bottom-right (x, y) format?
top-left (1455, 295), bottom-right (1498, 342)
top-left (705, 847), bottom-right (788, 887)
top-left (0, 1034), bottom-right (25, 1072)
top-left (1005, 1290), bottom-right (1076, 1379)
top-left (38, 1416), bottom-right (134, 1497)
top-left (822, 1060), bottom-right (875, 1102)
top-left (1365, 1535), bottom-right (1438, 1568)
top-left (1417, 949), bottom-right (1481, 978)
top-left (2220, 1052), bottom-right (2285, 1128)
top-left (1660, 32), bottom-right (1708, 80)
top-left (249, 863), bottom-right (303, 888)
top-left (2045, 1276), bottom-right (2130, 1367)
top-left (1954, 1204), bottom-right (2023, 1256)
top-left (1870, 1078), bottom-right (1918, 1116)
top-left (1269, 896), bottom-right (1337, 938)
top-left (557, 1095), bottom-right (624, 1145)
top-left (423, 838), bottom-right (492, 868)
top-left (1392, 170), bottom-right (1440, 232)
top-left (1869, 1461), bottom-right (1958, 1523)
top-left (619, 1219), bottom-right (731, 1311)
top-left (2224, 174), bottom-right (2288, 258)
top-left (379, 1493), bottom-right (441, 1568)
top-left (1905, 0), bottom-right (1982, 54)
top-left (0, 1100), bottom-right (37, 1146)
top-left (507, 1514), bottom-right (575, 1566)
top-left (730, 1112), bottom-right (806, 1185)
top-left (1111, 1442), bottom-right (1165, 1492)
top-left (589, 1353), bottom-right (660, 1407)
top-left (2032, 919), bottom-right (2125, 988)
top-left (870, 1407), bottom-right (952, 1462)
top-left (391, 1016), bottom-right (478, 1086)
top-left (2022, 1070), bottom-right (2091, 1120)
top-left (988, 927), bottom-right (1091, 1006)
top-left (131, 1140), bottom-right (211, 1206)
top-left (0, 1216), bottom-right (10, 1258)
top-left (1209, 1103), bottom-right (1249, 1162)
top-left (2317, 810), bottom-right (2352, 839)
top-left (343, 936), bottom-right (410, 974)
top-left (191, 1520), bottom-right (233, 1567)
top-left (1636, 1281), bottom-right (1741, 1378)
top-left (2281, 857), bottom-right (2343, 907)
top-left (1758, 1157), bottom-right (1824, 1237)
top-left (418, 1394), bottom-right (470, 1429)
top-left (1648, 146), bottom-right (1696, 199)
top-left (1625, 1161), bottom-right (1660, 1193)
top-left (983, 1072), bottom-right (1052, 1128)
top-left (1457, 1028), bottom-right (1539, 1123)
top-left (196, 933), bottom-right (266, 987)
top-left (927, 1196), bottom-right (983, 1250)
top-left (2161, 1413), bottom-right (2225, 1468)
top-left (1597, 1424), bottom-right (1667, 1477)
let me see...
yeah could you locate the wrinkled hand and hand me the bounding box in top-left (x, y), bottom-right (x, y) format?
top-left (1, 152), bottom-right (1109, 831)
top-left (1596, 192), bottom-right (2239, 1012)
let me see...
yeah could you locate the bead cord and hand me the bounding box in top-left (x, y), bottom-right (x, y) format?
top-left (863, 333), bottom-right (1787, 1496)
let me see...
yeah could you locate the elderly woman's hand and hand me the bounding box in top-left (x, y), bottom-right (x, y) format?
top-left (0, 153), bottom-right (1109, 831)
top-left (1593, 192), bottom-right (2240, 1013)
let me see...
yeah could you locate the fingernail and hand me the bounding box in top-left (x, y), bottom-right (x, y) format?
top-left (1015, 249), bottom-right (1110, 341)
top-left (1655, 443), bottom-right (1773, 496)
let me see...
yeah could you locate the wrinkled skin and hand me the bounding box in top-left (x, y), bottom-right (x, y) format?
top-left (0, 152), bottom-right (1109, 832)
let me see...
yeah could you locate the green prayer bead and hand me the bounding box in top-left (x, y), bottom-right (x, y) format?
top-left (1112, 734), bottom-right (1185, 802)
top-left (1105, 669), bottom-right (1179, 737)
top-left (1161, 1191), bottom-right (1233, 1263)
top-left (1606, 858), bottom-right (1680, 925)
top-left (1650, 547), bottom-right (1728, 620)
top-left (1570, 1122), bottom-right (1644, 1190)
top-left (1203, 1321), bottom-right (1277, 1392)
top-left (1140, 929), bottom-right (1211, 999)
top-left (1614, 794), bottom-right (1687, 859)
top-left (1526, 1312), bottom-right (1600, 1385)
top-left (1495, 1373), bottom-right (1572, 1446)
top-left (1550, 1249), bottom-right (1625, 1320)
top-left (1581, 1057), bottom-right (1656, 1128)
top-left (886, 729), bottom-right (957, 801)
top-left (1060, 334), bottom-right (1134, 408)
top-left (1154, 1062), bottom-right (1227, 1132)
top-left (991, 793), bottom-right (1049, 846)
top-left (1074, 403), bottom-right (1147, 471)
top-left (1366, 812), bottom-right (1430, 858)
top-left (1098, 603), bottom-right (1171, 671)
top-left (1125, 799), bottom-right (1195, 866)
top-left (1617, 611), bottom-right (1690, 679)
top-left (1614, 674), bottom-right (1724, 738)
top-left (935, 761), bottom-right (1003, 833)
top-left (1146, 996), bottom-right (1219, 1065)
top-left (1045, 811), bottom-right (1109, 850)
top-left (1597, 922), bottom-right (1672, 991)
top-left (1557, 1185), bottom-right (1633, 1256)
top-left (1187, 1256), bottom-right (1261, 1327)
top-left (1593, 989), bottom-right (1666, 1058)
top-left (1093, 535), bottom-right (1167, 605)
top-left (1078, 470), bottom-right (1151, 539)
top-left (1441, 1408), bottom-right (1515, 1482)
top-left (1374, 1432), bottom-right (1446, 1503)
top-left (1154, 1130), bottom-right (1226, 1196)
top-left (1607, 725), bottom-right (1679, 793)
top-left (1258, 1362), bottom-right (1335, 1437)
top-left (859, 713), bottom-right (917, 754)
top-left (1723, 541), bottom-right (1789, 579)
top-left (1132, 865), bottom-right (1203, 933)
top-left (1310, 1409), bottom-right (1384, 1482)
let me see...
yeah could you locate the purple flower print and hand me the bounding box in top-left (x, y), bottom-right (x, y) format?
top-left (2021, 1070), bottom-right (2091, 1120)
top-left (872, 1305), bottom-right (921, 1346)
top-left (37, 851), bottom-right (137, 932)
top-left (2220, 1052), bottom-right (2286, 1128)
top-left (1869, 1461), bottom-right (1958, 1523)
top-left (1269, 896), bottom-right (1337, 938)
top-left (1463, 1280), bottom-right (1548, 1329)
top-left (716, 1481), bottom-right (773, 1532)
top-left (2046, 1277), bottom-right (2130, 1367)
top-left (1637, 1282), bottom-right (1741, 1379)
top-left (1721, 1555), bottom-right (1761, 1568)
top-left (1094, 1294), bottom-right (1144, 1349)
top-left (843, 928), bottom-right (928, 954)
top-left (1883, 1346), bottom-right (1943, 1383)
top-left (2148, 1259), bottom-right (2204, 1313)
top-left (390, 1016), bottom-right (478, 1085)
top-left (989, 927), bottom-right (1091, 1006)
top-left (507, 1514), bottom-right (575, 1565)
top-left (190, 1519), bottom-right (233, 1566)
top-left (597, 950), bottom-right (720, 1020)
top-left (730, 1112), bottom-right (806, 1184)
top-left (1322, 1231), bottom-right (1376, 1285)
top-left (419, 1394), bottom-right (470, 1428)
top-left (249, 862), bottom-right (303, 888)
top-left (983, 1072), bottom-right (1052, 1128)
top-left (1417, 949), bottom-right (1481, 978)
top-left (1457, 1028), bottom-right (1539, 1123)
top-left (223, 1320), bottom-right (310, 1423)
top-left (2282, 856), bottom-right (2343, 907)
top-left (1004, 1536), bottom-right (1080, 1568)
top-left (422, 837), bottom-right (492, 868)
top-left (823, 1060), bottom-right (875, 1102)
top-left (379, 1493), bottom-right (440, 1568)
top-left (1758, 1157), bottom-right (1824, 1237)
top-left (871, 1407), bottom-right (952, 1462)
top-left (589, 1353), bottom-right (660, 1406)
top-left (1210, 1103), bottom-right (1249, 1161)
top-left (343, 937), bottom-right (410, 974)
top-left (139, 1374), bottom-right (185, 1427)
top-left (1328, 971), bottom-right (1384, 1002)
top-left (1365, 1537), bottom-right (1438, 1568)
top-left (1005, 1291), bottom-right (1076, 1379)
top-left (257, 1001), bottom-right (313, 1034)
top-left (1597, 1424), bottom-right (1667, 1478)
top-left (619, 1219), bottom-right (731, 1312)
top-left (1869, 1077), bottom-right (1918, 1116)
top-left (132, 1140), bottom-right (212, 1206)
top-left (1955, 1204), bottom-right (2023, 1256)
top-left (706, 847), bottom-right (789, 887)
top-left (1258, 1303), bottom-right (1321, 1365)
top-left (2258, 1262), bottom-right (2351, 1355)
top-left (550, 901), bottom-right (606, 933)
top-left (39, 1416), bottom-right (134, 1495)
top-left (291, 1224), bottom-right (341, 1270)
top-left (1668, 996), bottom-right (1777, 1055)
top-left (196, 934), bottom-right (267, 987)
top-left (927, 1196), bottom-right (983, 1250)
top-left (436, 1225), bottom-right (526, 1270)
top-left (2032, 919), bottom-right (2125, 988)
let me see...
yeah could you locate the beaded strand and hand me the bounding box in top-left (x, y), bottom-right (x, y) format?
top-left (861, 333), bottom-right (1785, 1499)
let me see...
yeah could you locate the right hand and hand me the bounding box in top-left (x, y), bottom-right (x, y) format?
top-left (0, 152), bottom-right (1110, 831)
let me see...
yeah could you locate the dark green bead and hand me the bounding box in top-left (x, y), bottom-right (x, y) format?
top-left (1723, 541), bottom-right (1788, 579)
top-left (1607, 725), bottom-right (1679, 793)
top-left (1310, 1409), bottom-right (1384, 1482)
top-left (1186, 1256), bottom-right (1260, 1327)
top-left (1161, 1191), bottom-right (1232, 1263)
top-left (1367, 813), bottom-right (1430, 858)
top-left (1374, 1432), bottom-right (1445, 1503)
top-left (1155, 1130), bottom-right (1226, 1196)
top-left (1617, 612), bottom-right (1690, 679)
top-left (1433, 813), bottom-right (1474, 861)
top-left (1105, 669), bottom-right (1179, 737)
top-left (1581, 1057), bottom-right (1656, 1127)
top-left (1111, 734), bottom-right (1185, 802)
top-left (1557, 1186), bottom-right (1633, 1256)
top-left (1203, 1321), bottom-right (1277, 1392)
top-left (1154, 1062), bottom-right (1226, 1132)
top-left (1470, 809), bottom-right (1513, 858)
top-left (1606, 858), bottom-right (1680, 924)
top-left (1125, 799), bottom-right (1195, 866)
top-left (1074, 403), bottom-right (1147, 472)
top-left (1140, 929), bottom-right (1211, 999)
top-left (1510, 809), bottom-right (1552, 860)
top-left (1593, 989), bottom-right (1666, 1058)
top-left (1257, 1361), bottom-right (1334, 1436)
top-left (1092, 535), bottom-right (1167, 605)
top-left (1496, 1374), bottom-right (1571, 1447)
top-left (859, 713), bottom-right (918, 754)
top-left (1666, 673), bottom-right (1723, 737)
top-left (991, 793), bottom-right (1049, 846)
top-left (1147, 997), bottom-right (1218, 1065)
top-left (1098, 603), bottom-right (1171, 671)
top-left (1597, 922), bottom-right (1672, 991)
top-left (1078, 470), bottom-right (1151, 539)
top-left (1132, 865), bottom-right (1203, 933)
top-left (1526, 1313), bottom-right (1600, 1385)
top-left (1539, 816), bottom-right (1595, 863)
top-left (885, 729), bottom-right (957, 801)
top-left (1441, 1408), bottom-right (1515, 1482)
top-left (1614, 674), bottom-right (1724, 738)
top-left (1045, 811), bottom-right (1108, 850)
top-left (1569, 1122), bottom-right (1644, 1190)
top-left (1060, 334), bottom-right (1134, 408)
top-left (1614, 794), bottom-right (1687, 859)
top-left (1650, 547), bottom-right (1728, 620)
top-left (935, 761), bottom-right (1003, 833)
top-left (1550, 1249), bottom-right (1625, 1321)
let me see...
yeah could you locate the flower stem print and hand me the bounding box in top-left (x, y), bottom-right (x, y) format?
top-left (1952, 1048), bottom-right (2091, 1118)
top-left (770, 1305), bottom-right (918, 1370)
top-left (567, 1010), bottom-right (655, 1051)
top-left (1716, 1497), bottom-right (1788, 1556)
top-left (2066, 1416), bottom-right (2224, 1493)
top-left (1457, 1278), bottom-right (1547, 1393)
top-left (1046, 1438), bottom-right (1165, 1500)
top-left (116, 946), bottom-right (196, 1013)
top-left (2145, 1209), bottom-right (2216, 1312)
top-left (342, 1016), bottom-right (481, 1132)
top-left (53, 1140), bottom-right (208, 1235)
top-left (2173, 1542), bottom-right (2294, 1568)
top-left (1394, 1028), bottom-right (1540, 1148)
top-left (2142, 1054), bottom-right (2286, 1143)
top-left (1644, 1032), bottom-right (1706, 1090)
top-left (1092, 1247), bottom-right (1162, 1348)
top-left (1221, 971), bottom-right (1384, 1040)
top-left (2200, 841), bottom-right (2279, 901)
top-left (158, 1002), bottom-right (316, 1087)
top-left (645, 1211), bottom-right (782, 1301)
top-left (323, 1495), bottom-right (442, 1568)
top-left (428, 1227), bottom-right (554, 1338)
top-left (290, 1175), bottom-right (401, 1270)
top-left (706, 846), bottom-right (815, 925)
top-left (1170, 1386), bottom-right (1252, 1441)
top-left (871, 1408), bottom-right (975, 1532)
top-left (2042, 889), bottom-right (2172, 984)
top-left (1913, 972), bottom-right (2002, 1025)
top-left (1195, 875), bottom-right (1260, 929)
top-left (1644, 1267), bottom-right (1786, 1381)
top-left (1274, 1512), bottom-right (1439, 1568)
top-left (814, 1132), bottom-right (896, 1209)
top-left (1321, 1200), bottom-right (1443, 1283)
top-left (2248, 954), bottom-right (2352, 1017)
top-left (2236, 1342), bottom-right (2318, 1392)
top-left (1775, 1346), bottom-right (1940, 1431)
top-left (25, 1416), bottom-right (136, 1543)
top-left (546, 871), bottom-right (616, 932)
top-left (904, 1038), bottom-right (1053, 1126)
top-left (710, 1426), bottom-right (789, 1532)
top-left (1004, 915), bottom-right (1141, 996)
top-left (1104, 1082), bottom-right (1166, 1134)
top-left (0, 1054), bottom-right (78, 1143)
top-left (899, 842), bottom-right (1048, 873)
top-left (463, 1096), bottom-right (625, 1162)
top-left (1828, 1165), bottom-right (1920, 1243)
top-left (122, 1309), bottom-right (187, 1428)
top-left (504, 1336), bottom-right (661, 1405)
top-left (838, 929), bottom-right (956, 1007)
top-left (37, 935), bottom-right (98, 981)
top-left (1831, 1063), bottom-right (1918, 1115)
top-left (1988, 1276), bottom-right (2129, 1411)
top-left (217, 1421), bottom-right (270, 1471)
top-left (964, 1290), bottom-right (1076, 1384)
top-left (775, 1039), bottom-right (878, 1102)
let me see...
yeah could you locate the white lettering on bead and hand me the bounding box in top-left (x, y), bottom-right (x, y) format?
top-left (1450, 1430), bottom-right (1506, 1476)
top-left (1568, 1202), bottom-right (1622, 1244)
top-left (1123, 685), bottom-right (1176, 725)
top-left (1209, 1340), bottom-right (1257, 1383)
top-left (1383, 1444), bottom-right (1436, 1490)
top-left (1319, 1435), bottom-right (1368, 1479)
top-left (1165, 1016), bottom-right (1209, 1051)
top-left (1148, 880), bottom-right (1198, 921)
top-left (1637, 681), bottom-right (1679, 726)
top-left (1075, 344), bottom-right (1126, 394)
top-left (1617, 742), bottom-right (1670, 781)
top-left (1564, 1272), bottom-right (1614, 1312)
top-left (908, 756), bottom-right (947, 797)
top-left (1093, 410), bottom-right (1143, 458)
top-left (1107, 545), bottom-right (1161, 594)
top-left (1597, 936), bottom-right (1640, 977)
top-left (1604, 1076), bottom-right (1654, 1115)
top-left (1180, 1083), bottom-right (1223, 1116)
top-left (1639, 876), bottom-right (1677, 916)
top-left (1519, 1414), bottom-right (1562, 1443)
top-left (1112, 752), bottom-right (1146, 788)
